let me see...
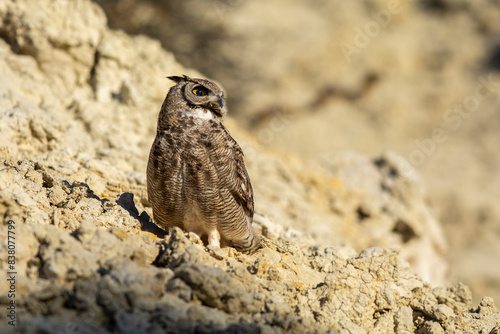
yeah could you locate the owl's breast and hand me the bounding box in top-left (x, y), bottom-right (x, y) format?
top-left (149, 114), bottom-right (234, 227)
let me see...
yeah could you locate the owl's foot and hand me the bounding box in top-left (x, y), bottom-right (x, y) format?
top-left (208, 229), bottom-right (221, 248)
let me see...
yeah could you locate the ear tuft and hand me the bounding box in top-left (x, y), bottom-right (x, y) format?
top-left (167, 75), bottom-right (192, 83)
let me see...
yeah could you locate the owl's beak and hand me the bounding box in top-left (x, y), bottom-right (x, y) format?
top-left (216, 96), bottom-right (224, 109)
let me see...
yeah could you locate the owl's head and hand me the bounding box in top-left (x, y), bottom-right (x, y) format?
top-left (166, 75), bottom-right (227, 120)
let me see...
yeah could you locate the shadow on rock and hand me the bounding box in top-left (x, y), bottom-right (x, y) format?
top-left (117, 192), bottom-right (166, 237)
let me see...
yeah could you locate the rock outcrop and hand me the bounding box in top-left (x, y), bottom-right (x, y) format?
top-left (0, 1), bottom-right (499, 333)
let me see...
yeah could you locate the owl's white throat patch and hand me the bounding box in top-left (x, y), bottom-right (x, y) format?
top-left (181, 108), bottom-right (214, 120)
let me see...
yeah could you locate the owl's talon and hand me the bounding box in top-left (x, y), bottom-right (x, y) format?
top-left (208, 229), bottom-right (221, 248)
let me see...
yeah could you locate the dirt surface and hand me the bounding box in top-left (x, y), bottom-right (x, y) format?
top-left (0, 0), bottom-right (499, 333)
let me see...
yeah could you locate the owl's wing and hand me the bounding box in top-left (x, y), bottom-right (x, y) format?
top-left (207, 126), bottom-right (254, 219)
top-left (227, 134), bottom-right (254, 218)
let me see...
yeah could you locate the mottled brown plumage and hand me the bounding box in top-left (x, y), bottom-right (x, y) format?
top-left (147, 75), bottom-right (260, 254)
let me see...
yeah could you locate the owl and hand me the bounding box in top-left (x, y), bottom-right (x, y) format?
top-left (147, 75), bottom-right (261, 254)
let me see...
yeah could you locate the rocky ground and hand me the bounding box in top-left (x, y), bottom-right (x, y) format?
top-left (95, 0), bottom-right (500, 304)
top-left (0, 0), bottom-right (499, 333)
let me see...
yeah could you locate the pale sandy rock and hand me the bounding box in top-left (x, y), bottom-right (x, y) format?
top-left (395, 306), bottom-right (415, 334)
top-left (248, 147), bottom-right (448, 285)
top-left (174, 263), bottom-right (262, 314)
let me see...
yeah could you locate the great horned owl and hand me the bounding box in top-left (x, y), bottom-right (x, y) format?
top-left (147, 75), bottom-right (260, 254)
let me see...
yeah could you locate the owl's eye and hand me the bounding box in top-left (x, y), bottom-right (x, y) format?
top-left (192, 87), bottom-right (208, 96)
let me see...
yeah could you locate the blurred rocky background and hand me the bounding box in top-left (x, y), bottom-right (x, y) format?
top-left (95, 0), bottom-right (500, 304)
top-left (1, 0), bottom-right (500, 332)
